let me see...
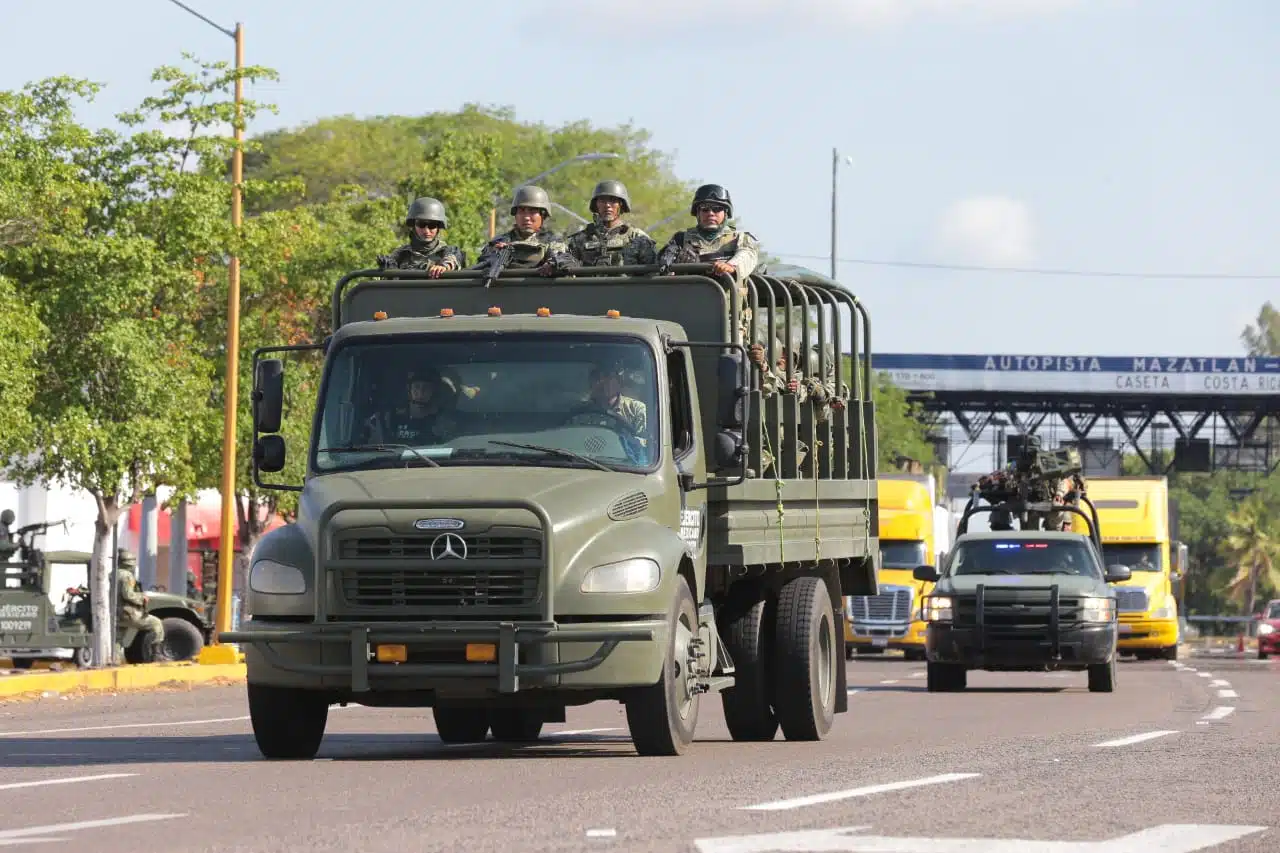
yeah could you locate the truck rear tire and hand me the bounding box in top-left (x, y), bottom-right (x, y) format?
top-left (1160, 644), bottom-right (1178, 661)
top-left (247, 683), bottom-right (329, 759)
top-left (926, 662), bottom-right (965, 691)
top-left (488, 708), bottom-right (544, 742)
top-left (1088, 658), bottom-right (1116, 693)
top-left (720, 590), bottom-right (778, 742)
top-left (772, 575), bottom-right (837, 741)
top-left (433, 706), bottom-right (490, 743)
top-left (162, 617), bottom-right (204, 661)
top-left (624, 574), bottom-right (700, 756)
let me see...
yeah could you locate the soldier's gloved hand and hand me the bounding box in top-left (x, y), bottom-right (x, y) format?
top-left (427, 264), bottom-right (447, 279)
top-left (712, 260), bottom-right (736, 276)
top-left (376, 254), bottom-right (395, 269)
top-left (787, 376), bottom-right (800, 394)
top-left (749, 343), bottom-right (766, 368)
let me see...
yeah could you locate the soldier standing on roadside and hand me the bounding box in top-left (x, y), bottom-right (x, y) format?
top-left (377, 197), bottom-right (467, 278)
top-left (565, 180), bottom-right (658, 268)
top-left (474, 185), bottom-right (576, 276)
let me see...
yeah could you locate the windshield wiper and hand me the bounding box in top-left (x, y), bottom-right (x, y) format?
top-left (316, 443), bottom-right (440, 468)
top-left (486, 440), bottom-right (616, 473)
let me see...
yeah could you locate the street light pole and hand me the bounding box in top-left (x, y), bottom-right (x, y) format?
top-left (831, 147), bottom-right (838, 280)
top-left (488, 152), bottom-right (621, 239)
top-left (163, 0), bottom-right (245, 659)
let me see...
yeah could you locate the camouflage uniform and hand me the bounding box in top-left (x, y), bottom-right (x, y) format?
top-left (365, 367), bottom-right (459, 445)
top-left (565, 180), bottom-right (658, 267)
top-left (115, 554), bottom-right (167, 661)
top-left (473, 185), bottom-right (576, 274)
top-left (657, 184), bottom-right (761, 346)
top-left (377, 197), bottom-right (467, 272)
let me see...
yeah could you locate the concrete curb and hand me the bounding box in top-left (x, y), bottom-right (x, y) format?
top-left (0, 661), bottom-right (246, 700)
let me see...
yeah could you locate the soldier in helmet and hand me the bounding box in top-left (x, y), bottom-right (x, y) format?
top-left (377, 197), bottom-right (467, 278)
top-left (115, 549), bottom-right (171, 662)
top-left (473, 185), bottom-right (576, 276)
top-left (565, 180), bottom-right (658, 268)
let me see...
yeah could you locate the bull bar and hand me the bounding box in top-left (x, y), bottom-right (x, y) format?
top-left (220, 496), bottom-right (659, 694)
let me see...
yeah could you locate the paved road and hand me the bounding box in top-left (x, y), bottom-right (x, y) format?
top-left (0, 650), bottom-right (1275, 852)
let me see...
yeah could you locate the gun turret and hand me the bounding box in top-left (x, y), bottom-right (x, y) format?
top-left (973, 437), bottom-right (1085, 531)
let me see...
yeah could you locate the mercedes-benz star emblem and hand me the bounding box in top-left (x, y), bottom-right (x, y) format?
top-left (430, 533), bottom-right (468, 561)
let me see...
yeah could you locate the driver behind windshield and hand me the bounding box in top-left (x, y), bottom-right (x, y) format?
top-left (364, 366), bottom-right (458, 446)
top-left (574, 360), bottom-right (647, 441)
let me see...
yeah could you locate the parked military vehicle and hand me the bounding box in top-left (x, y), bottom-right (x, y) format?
top-left (914, 493), bottom-right (1130, 693)
top-left (0, 510), bottom-right (212, 668)
top-left (224, 260), bottom-right (883, 758)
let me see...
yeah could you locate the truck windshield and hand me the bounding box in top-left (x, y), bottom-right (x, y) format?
top-left (311, 333), bottom-right (660, 474)
top-left (881, 541), bottom-right (927, 568)
top-left (1100, 544), bottom-right (1162, 572)
top-left (949, 539), bottom-right (1101, 578)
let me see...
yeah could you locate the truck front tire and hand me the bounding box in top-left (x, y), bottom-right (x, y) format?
top-left (433, 706), bottom-right (490, 743)
top-left (625, 574), bottom-right (700, 756)
top-left (1088, 657), bottom-right (1117, 693)
top-left (772, 575), bottom-right (838, 741)
top-left (248, 683), bottom-right (329, 759)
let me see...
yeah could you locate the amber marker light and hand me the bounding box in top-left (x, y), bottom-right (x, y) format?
top-left (373, 310), bottom-right (388, 320)
top-left (536, 307), bottom-right (551, 317)
top-left (376, 644), bottom-right (407, 663)
top-left (440, 308), bottom-right (454, 317)
top-left (466, 643), bottom-right (497, 662)
top-left (606, 309), bottom-right (621, 318)
top-left (488, 306), bottom-right (502, 316)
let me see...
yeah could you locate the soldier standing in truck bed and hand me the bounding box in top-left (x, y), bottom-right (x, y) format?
top-left (565, 180), bottom-right (658, 268)
top-left (473, 185), bottom-right (576, 276)
top-left (376, 197), bottom-right (467, 277)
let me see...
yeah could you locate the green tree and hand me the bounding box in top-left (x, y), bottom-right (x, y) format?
top-left (1242, 302), bottom-right (1280, 357)
top-left (1222, 496), bottom-right (1280, 615)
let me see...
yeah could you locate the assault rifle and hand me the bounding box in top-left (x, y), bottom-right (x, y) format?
top-left (656, 236), bottom-right (693, 276)
top-left (483, 242), bottom-right (514, 288)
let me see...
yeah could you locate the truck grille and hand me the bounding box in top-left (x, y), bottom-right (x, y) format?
top-left (337, 534), bottom-right (541, 561)
top-left (850, 585), bottom-right (913, 623)
top-left (1114, 588), bottom-right (1149, 613)
top-left (953, 587), bottom-right (1082, 637)
top-left (340, 567), bottom-right (539, 609)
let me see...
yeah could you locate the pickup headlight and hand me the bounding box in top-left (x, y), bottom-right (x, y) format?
top-left (923, 596), bottom-right (953, 622)
top-left (249, 559), bottom-right (307, 595)
top-left (1259, 623), bottom-right (1276, 636)
top-left (1081, 596), bottom-right (1116, 623)
top-left (581, 558), bottom-right (660, 594)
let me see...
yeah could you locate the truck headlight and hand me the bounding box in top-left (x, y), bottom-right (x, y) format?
top-left (1151, 603), bottom-right (1175, 619)
top-left (923, 596), bottom-right (952, 622)
top-left (1259, 623), bottom-right (1276, 636)
top-left (581, 558), bottom-right (660, 594)
top-left (249, 559), bottom-right (307, 595)
top-left (1081, 596), bottom-right (1116, 623)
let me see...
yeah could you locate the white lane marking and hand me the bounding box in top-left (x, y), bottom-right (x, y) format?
top-left (847, 689), bottom-right (862, 695)
top-left (879, 679), bottom-right (898, 684)
top-left (1197, 672), bottom-right (1212, 678)
top-left (909, 672), bottom-right (926, 678)
top-left (0, 704), bottom-right (356, 738)
top-left (547, 728), bottom-right (623, 738)
top-left (0, 773), bottom-right (136, 792)
top-left (693, 823), bottom-right (1270, 852)
top-left (1197, 706), bottom-right (1236, 724)
top-left (739, 772), bottom-right (981, 811)
top-left (1093, 730), bottom-right (1179, 748)
top-left (586, 828), bottom-right (617, 838)
top-left (1217, 689), bottom-right (1239, 699)
top-left (1209, 679), bottom-right (1230, 687)
top-left (0, 814), bottom-right (186, 842)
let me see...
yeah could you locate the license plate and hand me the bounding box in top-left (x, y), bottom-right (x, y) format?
top-left (872, 637), bottom-right (888, 647)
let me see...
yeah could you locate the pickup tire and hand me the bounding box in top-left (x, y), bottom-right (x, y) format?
top-left (162, 617), bottom-right (204, 661)
top-left (772, 575), bottom-right (837, 741)
top-left (720, 590), bottom-right (778, 741)
top-left (1088, 657), bottom-right (1116, 693)
top-left (247, 684), bottom-right (329, 759)
top-left (433, 707), bottom-right (490, 744)
top-left (625, 574), bottom-right (700, 756)
top-left (489, 709), bottom-right (544, 742)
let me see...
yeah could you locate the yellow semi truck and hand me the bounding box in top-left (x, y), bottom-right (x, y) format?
top-left (1071, 476), bottom-right (1182, 660)
top-left (845, 474), bottom-right (949, 660)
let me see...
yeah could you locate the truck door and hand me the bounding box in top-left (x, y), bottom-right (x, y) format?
top-left (667, 349), bottom-right (707, 565)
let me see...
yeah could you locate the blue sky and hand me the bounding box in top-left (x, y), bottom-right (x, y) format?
top-left (5, 1), bottom-right (1278, 472)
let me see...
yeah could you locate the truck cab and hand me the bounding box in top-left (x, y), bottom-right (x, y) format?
top-left (1069, 477), bottom-right (1180, 661)
top-left (224, 261), bottom-right (882, 759)
top-left (845, 475), bottom-right (940, 660)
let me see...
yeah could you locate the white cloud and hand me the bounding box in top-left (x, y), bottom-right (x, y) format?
top-left (935, 196), bottom-right (1037, 267)
top-left (542, 0), bottom-right (1087, 32)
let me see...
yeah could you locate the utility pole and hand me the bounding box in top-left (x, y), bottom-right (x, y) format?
top-left (831, 147), bottom-right (838, 280)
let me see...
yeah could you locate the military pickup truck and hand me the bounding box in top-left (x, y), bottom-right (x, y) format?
top-left (223, 260), bottom-right (883, 758)
top-left (1, 511), bottom-right (212, 667)
top-left (913, 495), bottom-right (1130, 693)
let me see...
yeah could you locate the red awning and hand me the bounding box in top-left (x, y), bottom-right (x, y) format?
top-left (125, 497), bottom-right (286, 548)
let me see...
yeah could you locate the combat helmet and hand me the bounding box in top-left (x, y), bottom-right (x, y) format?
top-left (590, 180), bottom-right (631, 214)
top-left (404, 197), bottom-right (449, 229)
top-left (690, 184), bottom-right (733, 218)
top-left (116, 548), bottom-right (137, 570)
top-left (510, 185), bottom-right (552, 218)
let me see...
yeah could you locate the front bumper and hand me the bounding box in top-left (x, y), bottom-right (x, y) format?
top-left (1115, 617), bottom-right (1179, 649)
top-left (1259, 631), bottom-right (1279, 656)
top-left (846, 621), bottom-right (927, 651)
top-left (926, 622), bottom-right (1116, 669)
top-left (221, 618), bottom-right (661, 694)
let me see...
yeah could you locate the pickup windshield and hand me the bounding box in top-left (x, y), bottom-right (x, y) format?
top-left (949, 539), bottom-right (1102, 578)
top-left (312, 332), bottom-right (659, 474)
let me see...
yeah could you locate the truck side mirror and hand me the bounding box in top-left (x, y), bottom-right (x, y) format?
top-left (254, 359), bottom-right (285, 434)
top-left (1105, 564), bottom-right (1132, 583)
top-left (717, 351), bottom-right (746, 428)
top-left (714, 429), bottom-right (745, 469)
top-left (913, 565), bottom-right (939, 583)
top-left (254, 435), bottom-right (287, 473)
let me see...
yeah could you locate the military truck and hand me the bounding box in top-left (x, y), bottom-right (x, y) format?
top-left (0, 511), bottom-right (212, 668)
top-left (223, 260), bottom-right (882, 758)
top-left (914, 493), bottom-right (1130, 693)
